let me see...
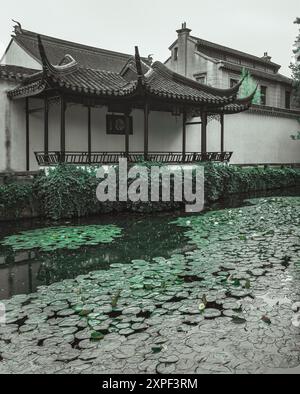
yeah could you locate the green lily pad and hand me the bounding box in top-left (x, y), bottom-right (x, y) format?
top-left (90, 331), bottom-right (105, 341)
top-left (1, 224), bottom-right (122, 252)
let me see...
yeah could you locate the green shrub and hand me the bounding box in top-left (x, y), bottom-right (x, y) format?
top-left (1, 164), bottom-right (300, 221)
top-left (204, 164), bottom-right (300, 201)
top-left (0, 183), bottom-right (34, 219)
top-left (33, 165), bottom-right (101, 220)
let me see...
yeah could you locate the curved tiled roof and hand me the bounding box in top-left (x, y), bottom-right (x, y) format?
top-left (51, 68), bottom-right (137, 96)
top-left (0, 65), bottom-right (38, 82)
top-left (8, 61), bottom-right (243, 105)
top-left (8, 38), bottom-right (251, 111)
top-left (145, 62), bottom-right (243, 104)
top-left (13, 28), bottom-right (143, 73)
top-left (210, 88), bottom-right (258, 115)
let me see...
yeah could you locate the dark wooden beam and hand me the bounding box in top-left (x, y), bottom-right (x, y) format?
top-left (44, 96), bottom-right (49, 156)
top-left (182, 112), bottom-right (187, 162)
top-left (88, 107), bottom-right (92, 164)
top-left (201, 112), bottom-right (207, 154)
top-left (185, 121), bottom-right (202, 126)
top-left (125, 112), bottom-right (131, 158)
top-left (60, 96), bottom-right (66, 163)
top-left (25, 98), bottom-right (30, 171)
top-left (144, 102), bottom-right (150, 161)
top-left (220, 114), bottom-right (225, 153)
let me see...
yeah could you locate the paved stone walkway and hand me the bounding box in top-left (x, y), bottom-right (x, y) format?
top-left (0, 197), bottom-right (300, 374)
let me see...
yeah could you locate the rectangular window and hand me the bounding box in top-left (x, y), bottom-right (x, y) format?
top-left (260, 86), bottom-right (267, 105)
top-left (196, 75), bottom-right (206, 84)
top-left (174, 47), bottom-right (178, 61)
top-left (106, 115), bottom-right (133, 135)
top-left (285, 91), bottom-right (291, 109)
top-left (230, 78), bottom-right (239, 88)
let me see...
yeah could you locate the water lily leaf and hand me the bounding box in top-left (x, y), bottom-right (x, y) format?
top-left (232, 316), bottom-right (247, 325)
top-left (1, 225), bottom-right (122, 252)
top-left (79, 309), bottom-right (92, 317)
top-left (152, 346), bottom-right (163, 354)
top-left (244, 279), bottom-right (251, 289)
top-left (91, 331), bottom-right (104, 341)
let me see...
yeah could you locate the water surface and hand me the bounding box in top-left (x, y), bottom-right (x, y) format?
top-left (1, 186), bottom-right (299, 300)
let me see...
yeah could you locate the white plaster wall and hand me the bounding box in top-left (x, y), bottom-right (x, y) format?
top-left (2, 94), bottom-right (300, 172)
top-left (185, 117), bottom-right (202, 152)
top-left (149, 112), bottom-right (182, 152)
top-left (66, 106), bottom-right (182, 153)
top-left (0, 81), bottom-right (9, 172)
top-left (204, 112), bottom-right (300, 164)
top-left (8, 98), bottom-right (45, 172)
top-left (0, 80), bottom-right (24, 172)
top-left (6, 102), bottom-right (183, 171)
top-left (10, 98), bottom-right (28, 171)
top-left (1, 41), bottom-right (41, 70)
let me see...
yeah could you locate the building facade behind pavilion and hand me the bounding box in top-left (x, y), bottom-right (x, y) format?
top-left (165, 23), bottom-right (300, 165)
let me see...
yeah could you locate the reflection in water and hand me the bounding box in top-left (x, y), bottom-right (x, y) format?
top-left (0, 186), bottom-right (300, 300)
top-left (0, 214), bottom-right (186, 299)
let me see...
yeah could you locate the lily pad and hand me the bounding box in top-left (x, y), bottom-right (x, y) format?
top-left (90, 331), bottom-right (105, 341)
top-left (1, 225), bottom-right (122, 252)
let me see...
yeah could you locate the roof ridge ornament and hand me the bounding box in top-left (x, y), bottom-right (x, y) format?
top-left (135, 46), bottom-right (145, 85)
top-left (37, 34), bottom-right (57, 75)
top-left (12, 19), bottom-right (23, 35)
top-left (12, 20), bottom-right (22, 35)
top-left (37, 35), bottom-right (78, 75)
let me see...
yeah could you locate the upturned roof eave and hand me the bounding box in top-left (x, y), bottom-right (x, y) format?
top-left (7, 40), bottom-right (242, 105)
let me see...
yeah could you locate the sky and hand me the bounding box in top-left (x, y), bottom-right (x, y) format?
top-left (0, 0), bottom-right (299, 76)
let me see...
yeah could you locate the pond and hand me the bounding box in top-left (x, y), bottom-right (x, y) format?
top-left (0, 187), bottom-right (300, 374)
top-left (0, 187), bottom-right (300, 300)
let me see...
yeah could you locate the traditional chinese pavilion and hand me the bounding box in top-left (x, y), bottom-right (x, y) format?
top-left (7, 36), bottom-right (256, 169)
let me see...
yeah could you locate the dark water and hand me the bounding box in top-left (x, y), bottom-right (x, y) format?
top-left (0, 187), bottom-right (300, 300)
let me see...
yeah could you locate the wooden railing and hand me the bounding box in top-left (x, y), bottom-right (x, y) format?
top-left (35, 151), bottom-right (233, 166)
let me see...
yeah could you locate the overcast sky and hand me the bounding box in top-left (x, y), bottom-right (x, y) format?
top-left (0, 0), bottom-right (299, 75)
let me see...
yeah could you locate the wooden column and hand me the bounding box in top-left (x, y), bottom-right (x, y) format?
top-left (182, 112), bottom-right (187, 162)
top-left (88, 107), bottom-right (92, 164)
top-left (60, 96), bottom-right (66, 163)
top-left (201, 111), bottom-right (207, 154)
top-left (25, 98), bottom-right (30, 171)
top-left (44, 96), bottom-right (49, 162)
top-left (125, 112), bottom-right (131, 159)
top-left (220, 114), bottom-right (225, 153)
top-left (144, 102), bottom-right (149, 161)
